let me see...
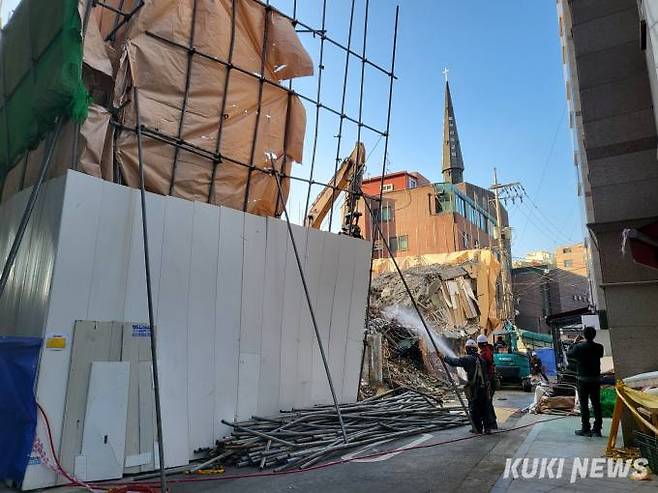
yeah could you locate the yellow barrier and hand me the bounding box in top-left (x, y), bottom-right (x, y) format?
top-left (607, 380), bottom-right (658, 454)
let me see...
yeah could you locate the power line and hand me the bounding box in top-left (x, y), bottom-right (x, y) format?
top-left (520, 186), bottom-right (575, 243)
top-left (517, 106), bottom-right (568, 246)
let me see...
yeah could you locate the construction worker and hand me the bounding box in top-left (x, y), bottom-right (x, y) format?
top-left (477, 334), bottom-right (498, 430)
top-left (494, 335), bottom-right (508, 353)
top-left (530, 351), bottom-right (549, 384)
top-left (443, 339), bottom-right (492, 434)
top-left (567, 326), bottom-right (604, 437)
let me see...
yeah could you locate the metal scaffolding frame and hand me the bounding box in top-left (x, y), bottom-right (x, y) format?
top-left (95, 0), bottom-right (396, 230)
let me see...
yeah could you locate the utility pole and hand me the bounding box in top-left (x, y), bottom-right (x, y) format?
top-left (490, 168), bottom-right (523, 323)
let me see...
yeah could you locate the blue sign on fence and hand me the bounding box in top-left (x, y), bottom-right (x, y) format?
top-left (132, 325), bottom-right (151, 337)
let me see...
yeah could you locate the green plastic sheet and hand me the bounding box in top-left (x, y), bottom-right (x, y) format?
top-left (0, 0), bottom-right (90, 185)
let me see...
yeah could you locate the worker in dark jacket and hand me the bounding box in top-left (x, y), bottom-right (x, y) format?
top-left (477, 334), bottom-right (498, 430)
top-left (443, 339), bottom-right (492, 434)
top-left (530, 352), bottom-right (549, 384)
top-left (567, 326), bottom-right (604, 437)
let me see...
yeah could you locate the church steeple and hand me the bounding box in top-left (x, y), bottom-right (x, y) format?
top-left (442, 70), bottom-right (464, 184)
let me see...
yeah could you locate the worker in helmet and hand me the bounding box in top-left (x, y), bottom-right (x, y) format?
top-left (443, 339), bottom-right (492, 434)
top-left (477, 334), bottom-right (498, 430)
top-left (530, 351), bottom-right (549, 384)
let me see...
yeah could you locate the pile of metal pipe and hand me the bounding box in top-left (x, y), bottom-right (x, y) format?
top-left (215, 388), bottom-right (468, 471)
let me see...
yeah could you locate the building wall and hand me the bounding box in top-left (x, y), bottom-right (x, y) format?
top-left (512, 265), bottom-right (589, 333)
top-left (512, 267), bottom-right (555, 333)
top-left (553, 267), bottom-right (590, 313)
top-left (558, 0), bottom-right (658, 398)
top-left (358, 183), bottom-right (500, 258)
top-left (554, 242), bottom-right (588, 276)
top-left (362, 172), bottom-right (430, 197)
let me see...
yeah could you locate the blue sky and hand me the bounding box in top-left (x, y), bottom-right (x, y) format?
top-left (2, 0), bottom-right (582, 257)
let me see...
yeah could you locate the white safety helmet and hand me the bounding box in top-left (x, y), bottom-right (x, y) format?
top-left (532, 351), bottom-right (537, 357)
top-left (476, 334), bottom-right (488, 344)
top-left (465, 339), bottom-right (478, 348)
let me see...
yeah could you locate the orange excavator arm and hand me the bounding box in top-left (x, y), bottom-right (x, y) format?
top-left (305, 142), bottom-right (366, 230)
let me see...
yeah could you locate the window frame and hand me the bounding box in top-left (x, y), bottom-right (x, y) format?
top-left (381, 204), bottom-right (393, 222)
top-left (390, 235), bottom-right (408, 252)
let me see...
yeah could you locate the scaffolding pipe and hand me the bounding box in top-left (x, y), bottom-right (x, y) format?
top-left (133, 87), bottom-right (168, 493)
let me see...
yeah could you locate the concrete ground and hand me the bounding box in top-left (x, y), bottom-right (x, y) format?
top-left (6, 390), bottom-right (656, 493)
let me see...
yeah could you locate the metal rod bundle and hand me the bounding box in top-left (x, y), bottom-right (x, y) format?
top-left (215, 389), bottom-right (468, 471)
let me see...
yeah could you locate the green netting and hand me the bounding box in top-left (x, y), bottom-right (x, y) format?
top-left (601, 386), bottom-right (617, 418)
top-left (0, 0), bottom-right (90, 183)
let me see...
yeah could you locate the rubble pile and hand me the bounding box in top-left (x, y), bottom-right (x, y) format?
top-left (361, 262), bottom-right (489, 400)
top-left (370, 264), bottom-right (482, 337)
top-left (359, 316), bottom-right (453, 400)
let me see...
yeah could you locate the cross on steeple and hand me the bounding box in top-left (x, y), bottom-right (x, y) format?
top-left (442, 67), bottom-right (449, 82)
top-left (441, 75), bottom-right (464, 184)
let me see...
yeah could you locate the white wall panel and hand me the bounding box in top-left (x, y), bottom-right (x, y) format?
top-left (237, 214), bottom-right (267, 420)
top-left (213, 207), bottom-right (243, 437)
top-left (79, 362), bottom-right (130, 481)
top-left (327, 235), bottom-right (358, 402)
top-left (342, 239), bottom-right (372, 401)
top-left (24, 172), bottom-right (104, 490)
top-left (278, 222), bottom-right (308, 411)
top-left (187, 202), bottom-right (220, 453)
top-left (0, 171), bottom-right (373, 489)
top-left (311, 232), bottom-right (340, 405)
top-left (122, 193), bottom-right (166, 324)
top-left (295, 228), bottom-right (324, 407)
top-left (257, 218), bottom-right (288, 416)
top-left (86, 183), bottom-right (134, 320)
top-left (156, 197), bottom-right (193, 467)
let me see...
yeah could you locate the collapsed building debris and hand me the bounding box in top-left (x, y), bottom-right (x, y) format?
top-left (360, 316), bottom-right (454, 401)
top-left (361, 254), bottom-right (502, 399)
top-left (371, 264), bottom-right (482, 337)
top-left (371, 250), bottom-right (501, 331)
top-left (208, 389), bottom-right (468, 471)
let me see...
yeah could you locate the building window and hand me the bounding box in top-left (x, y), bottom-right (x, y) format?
top-left (381, 204), bottom-right (393, 222)
top-left (562, 247), bottom-right (572, 254)
top-left (390, 235), bottom-right (408, 252)
top-left (408, 178), bottom-right (417, 189)
top-left (564, 259), bottom-right (573, 268)
top-left (382, 183), bottom-right (394, 192)
top-left (455, 196), bottom-right (466, 216)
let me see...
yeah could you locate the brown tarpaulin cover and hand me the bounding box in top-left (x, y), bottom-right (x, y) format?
top-left (1, 104), bottom-right (112, 201)
top-left (3, 0), bottom-right (312, 217)
top-left (113, 0), bottom-right (312, 216)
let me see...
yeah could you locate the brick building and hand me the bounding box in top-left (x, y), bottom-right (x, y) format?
top-left (554, 242), bottom-right (588, 277)
top-left (512, 263), bottom-right (590, 334)
top-left (358, 80), bottom-right (508, 258)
